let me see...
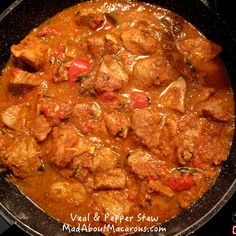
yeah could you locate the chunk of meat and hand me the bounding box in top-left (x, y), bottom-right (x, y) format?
top-left (2, 104), bottom-right (30, 130)
top-left (49, 124), bottom-right (90, 168)
top-left (91, 147), bottom-right (118, 172)
top-left (93, 191), bottom-right (132, 221)
top-left (87, 33), bottom-right (120, 59)
top-left (94, 168), bottom-right (126, 190)
top-left (30, 115), bottom-right (52, 141)
top-left (133, 56), bottom-right (180, 88)
top-left (127, 150), bottom-right (165, 179)
top-left (149, 180), bottom-right (174, 198)
top-left (3, 136), bottom-right (41, 178)
top-left (121, 28), bottom-right (157, 55)
top-left (159, 78), bottom-right (187, 113)
top-left (11, 36), bottom-right (50, 70)
top-left (198, 98), bottom-right (232, 123)
top-left (75, 12), bottom-right (104, 30)
top-left (131, 109), bottom-right (165, 148)
top-left (8, 69), bottom-right (42, 95)
top-left (95, 55), bottom-right (129, 93)
top-left (39, 97), bottom-right (71, 124)
top-left (48, 181), bottom-right (87, 205)
top-left (104, 111), bottom-right (130, 138)
top-left (178, 36), bottom-right (222, 62)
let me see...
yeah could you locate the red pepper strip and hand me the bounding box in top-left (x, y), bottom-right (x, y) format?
top-left (68, 58), bottom-right (91, 85)
top-left (167, 173), bottom-right (195, 191)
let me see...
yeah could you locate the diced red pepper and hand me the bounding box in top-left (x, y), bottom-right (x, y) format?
top-left (98, 91), bottom-right (117, 102)
top-left (68, 58), bottom-right (91, 85)
top-left (167, 173), bottom-right (195, 191)
top-left (12, 68), bottom-right (21, 76)
top-left (39, 98), bottom-right (71, 122)
top-left (130, 91), bottom-right (150, 109)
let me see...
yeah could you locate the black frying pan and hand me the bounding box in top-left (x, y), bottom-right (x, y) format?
top-left (0, 0), bottom-right (236, 235)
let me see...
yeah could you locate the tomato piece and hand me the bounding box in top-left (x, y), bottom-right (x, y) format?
top-left (39, 98), bottom-right (71, 122)
top-left (167, 173), bottom-right (195, 191)
top-left (98, 91), bottom-right (117, 102)
top-left (68, 58), bottom-right (91, 84)
top-left (130, 91), bottom-right (150, 109)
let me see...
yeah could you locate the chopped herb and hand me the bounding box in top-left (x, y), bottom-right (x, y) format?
top-left (184, 58), bottom-right (196, 72)
top-left (76, 74), bottom-right (90, 83)
top-left (105, 13), bottom-right (120, 25)
top-left (118, 102), bottom-right (128, 109)
top-left (177, 167), bottom-right (198, 176)
top-left (70, 165), bottom-right (80, 178)
top-left (146, 97), bottom-right (151, 105)
top-left (37, 165), bottom-right (45, 172)
top-left (116, 128), bottom-right (125, 137)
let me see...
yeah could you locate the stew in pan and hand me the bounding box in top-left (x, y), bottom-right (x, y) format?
top-left (0, 0), bottom-right (234, 234)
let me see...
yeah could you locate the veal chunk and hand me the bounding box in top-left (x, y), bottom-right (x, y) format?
top-left (159, 78), bottom-right (187, 113)
top-left (127, 150), bottom-right (165, 179)
top-left (49, 124), bottom-right (90, 168)
top-left (30, 115), bottom-right (52, 141)
top-left (178, 36), bottom-right (222, 63)
top-left (95, 55), bottom-right (129, 93)
top-left (11, 36), bottom-right (49, 70)
top-left (133, 56), bottom-right (180, 88)
top-left (2, 104), bottom-right (30, 130)
top-left (75, 11), bottom-right (104, 30)
top-left (94, 168), bottom-right (126, 190)
top-left (121, 28), bottom-right (157, 55)
top-left (199, 98), bottom-right (232, 123)
top-left (104, 111), bottom-right (131, 138)
top-left (8, 69), bottom-right (42, 95)
top-left (131, 109), bottom-right (164, 148)
top-left (3, 136), bottom-right (41, 178)
top-left (91, 148), bottom-right (118, 172)
top-left (87, 33), bottom-right (120, 59)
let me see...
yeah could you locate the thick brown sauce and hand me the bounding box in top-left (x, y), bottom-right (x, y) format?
top-left (0, 0), bottom-right (234, 234)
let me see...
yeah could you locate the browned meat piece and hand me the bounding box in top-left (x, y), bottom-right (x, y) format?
top-left (39, 97), bottom-right (71, 124)
top-left (127, 150), bottom-right (165, 179)
top-left (3, 136), bottom-right (41, 178)
top-left (121, 28), bottom-right (157, 55)
top-left (94, 168), bottom-right (126, 190)
top-left (30, 115), bottom-right (52, 141)
top-left (133, 56), bottom-right (180, 88)
top-left (95, 55), bottom-right (129, 93)
top-left (8, 69), bottom-right (42, 95)
top-left (159, 77), bottom-right (187, 113)
top-left (49, 124), bottom-right (90, 168)
top-left (11, 36), bottom-right (50, 70)
top-left (149, 180), bottom-right (174, 198)
top-left (131, 109), bottom-right (164, 148)
top-left (2, 104), bottom-right (30, 130)
top-left (87, 33), bottom-right (120, 59)
top-left (104, 111), bottom-right (131, 138)
top-left (198, 98), bottom-right (232, 123)
top-left (75, 12), bottom-right (104, 30)
top-left (93, 191), bottom-right (132, 220)
top-left (48, 181), bottom-right (87, 205)
top-left (178, 36), bottom-right (222, 63)
top-left (91, 147), bottom-right (118, 172)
